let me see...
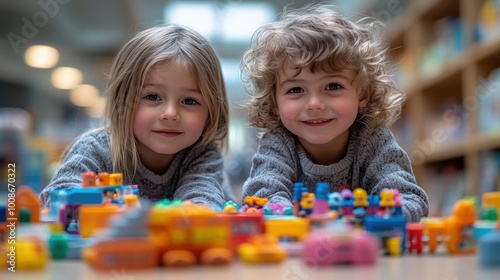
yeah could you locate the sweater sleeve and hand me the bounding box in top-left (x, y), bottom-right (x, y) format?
top-left (359, 127), bottom-right (429, 222)
top-left (39, 129), bottom-right (112, 208)
top-left (241, 129), bottom-right (298, 207)
top-left (173, 142), bottom-right (229, 208)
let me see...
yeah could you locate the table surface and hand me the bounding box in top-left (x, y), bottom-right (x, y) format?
top-left (2, 254), bottom-right (500, 280)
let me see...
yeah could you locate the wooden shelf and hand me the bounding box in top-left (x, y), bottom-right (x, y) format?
top-left (421, 141), bottom-right (466, 164)
top-left (472, 133), bottom-right (500, 151)
top-left (386, 0), bottom-right (500, 199)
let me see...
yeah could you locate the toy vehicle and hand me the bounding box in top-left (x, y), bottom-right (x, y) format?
top-left (83, 202), bottom-right (233, 269)
top-left (237, 234), bottom-right (287, 263)
top-left (301, 225), bottom-right (378, 266)
top-left (148, 203), bottom-right (233, 267)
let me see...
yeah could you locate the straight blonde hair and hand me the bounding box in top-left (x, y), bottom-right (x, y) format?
top-left (104, 25), bottom-right (229, 183)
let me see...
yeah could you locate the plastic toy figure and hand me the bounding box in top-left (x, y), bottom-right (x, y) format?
top-left (299, 193), bottom-right (315, 216)
top-left (328, 192), bottom-right (342, 212)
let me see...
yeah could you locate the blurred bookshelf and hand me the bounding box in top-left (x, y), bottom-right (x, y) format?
top-left (388, 0), bottom-right (500, 216)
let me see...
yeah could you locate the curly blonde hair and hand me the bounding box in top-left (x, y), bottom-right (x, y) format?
top-left (242, 4), bottom-right (404, 134)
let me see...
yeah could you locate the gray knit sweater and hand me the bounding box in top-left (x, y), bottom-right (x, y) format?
top-left (39, 129), bottom-right (236, 208)
top-left (242, 125), bottom-right (429, 222)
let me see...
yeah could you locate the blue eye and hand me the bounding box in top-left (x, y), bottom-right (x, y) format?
top-left (326, 83), bottom-right (342, 90)
top-left (143, 93), bottom-right (160, 101)
top-left (287, 87), bottom-right (304, 94)
top-left (183, 98), bottom-right (199, 105)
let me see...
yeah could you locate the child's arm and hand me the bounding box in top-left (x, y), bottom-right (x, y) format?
top-left (242, 128), bottom-right (299, 207)
top-left (173, 141), bottom-right (233, 208)
top-left (359, 126), bottom-right (429, 222)
top-left (39, 130), bottom-right (112, 208)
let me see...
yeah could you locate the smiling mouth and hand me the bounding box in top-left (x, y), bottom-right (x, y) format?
top-left (303, 119), bottom-right (333, 125)
top-left (154, 130), bottom-right (182, 137)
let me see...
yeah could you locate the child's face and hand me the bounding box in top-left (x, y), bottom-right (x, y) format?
top-left (276, 65), bottom-right (363, 156)
top-left (134, 60), bottom-right (208, 161)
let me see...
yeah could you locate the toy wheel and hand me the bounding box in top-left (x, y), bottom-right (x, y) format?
top-left (162, 250), bottom-right (196, 268)
top-left (200, 248), bottom-right (232, 266)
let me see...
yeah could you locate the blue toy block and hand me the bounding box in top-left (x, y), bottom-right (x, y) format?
top-left (66, 188), bottom-right (103, 205)
top-left (0, 205), bottom-right (6, 223)
top-left (364, 216), bottom-right (407, 254)
top-left (293, 182), bottom-right (307, 201)
top-left (315, 182), bottom-right (329, 199)
top-left (478, 230), bottom-right (500, 267)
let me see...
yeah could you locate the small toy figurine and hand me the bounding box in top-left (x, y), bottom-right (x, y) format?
top-left (341, 189), bottom-right (354, 215)
top-left (299, 193), bottom-right (315, 216)
top-left (379, 189), bottom-right (395, 208)
top-left (353, 188), bottom-right (368, 207)
top-left (222, 201), bottom-right (240, 213)
top-left (328, 192), bottom-right (342, 211)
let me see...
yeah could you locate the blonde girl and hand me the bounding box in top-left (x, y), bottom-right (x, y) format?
top-left (41, 25), bottom-right (235, 208)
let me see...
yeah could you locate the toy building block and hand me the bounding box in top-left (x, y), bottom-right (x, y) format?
top-left (79, 204), bottom-right (122, 238)
top-left (406, 223), bottom-right (424, 254)
top-left (482, 192), bottom-right (500, 218)
top-left (312, 182), bottom-right (330, 215)
top-left (81, 171), bottom-right (97, 186)
top-left (425, 220), bottom-right (446, 254)
top-left (367, 194), bottom-right (380, 215)
top-left (148, 203), bottom-right (233, 267)
top-left (264, 202), bottom-right (293, 215)
top-left (13, 186), bottom-right (40, 224)
top-left (293, 182), bottom-right (308, 216)
top-left (302, 226), bottom-right (378, 266)
top-left (237, 234), bottom-right (287, 263)
top-left (364, 215), bottom-right (407, 254)
top-left (97, 172), bottom-right (110, 186)
top-left (109, 173), bottom-right (123, 186)
top-left (83, 206), bottom-right (158, 270)
top-left (66, 188), bottom-right (103, 205)
top-left (444, 199), bottom-right (476, 254)
top-left (12, 236), bottom-right (49, 270)
top-left (219, 212), bottom-right (265, 252)
top-left (0, 205), bottom-right (6, 235)
top-left (48, 223), bottom-right (69, 259)
top-left (478, 230), bottom-right (500, 267)
top-left (265, 217), bottom-right (309, 242)
top-left (387, 236), bottom-right (402, 256)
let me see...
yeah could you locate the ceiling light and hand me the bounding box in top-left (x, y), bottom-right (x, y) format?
top-left (165, 2), bottom-right (215, 39)
top-left (24, 45), bottom-right (59, 68)
top-left (221, 3), bottom-right (275, 42)
top-left (51, 67), bottom-right (83, 89)
top-left (69, 84), bottom-right (100, 107)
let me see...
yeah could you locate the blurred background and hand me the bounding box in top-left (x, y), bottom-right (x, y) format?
top-left (1, 0), bottom-right (499, 216)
